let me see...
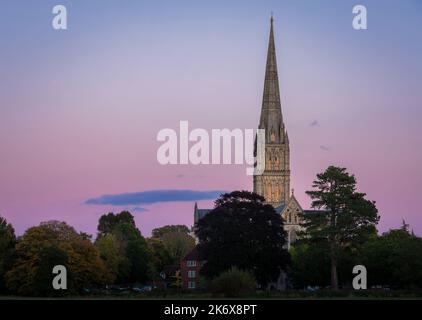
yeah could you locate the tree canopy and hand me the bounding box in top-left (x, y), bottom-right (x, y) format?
top-left (196, 191), bottom-right (290, 287)
top-left (95, 211), bottom-right (150, 284)
top-left (0, 216), bottom-right (16, 292)
top-left (361, 223), bottom-right (422, 289)
top-left (151, 225), bottom-right (195, 264)
top-left (5, 221), bottom-right (108, 296)
top-left (302, 166), bottom-right (379, 289)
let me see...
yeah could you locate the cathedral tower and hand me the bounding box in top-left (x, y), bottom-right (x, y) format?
top-left (253, 17), bottom-right (290, 208)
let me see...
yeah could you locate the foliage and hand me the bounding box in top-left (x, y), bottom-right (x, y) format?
top-left (146, 238), bottom-right (173, 276)
top-left (303, 166), bottom-right (379, 289)
top-left (209, 267), bottom-right (256, 297)
top-left (97, 211), bottom-right (136, 236)
top-left (161, 232), bottom-right (195, 264)
top-left (95, 234), bottom-right (126, 283)
top-left (0, 216), bottom-right (16, 293)
top-left (360, 223), bottom-right (422, 289)
top-left (151, 225), bottom-right (195, 264)
top-left (290, 241), bottom-right (360, 289)
top-left (171, 270), bottom-right (183, 289)
top-left (290, 242), bottom-right (331, 288)
top-left (152, 225), bottom-right (190, 238)
top-left (95, 211), bottom-right (150, 284)
top-left (5, 221), bottom-right (109, 296)
top-left (196, 191), bottom-right (290, 287)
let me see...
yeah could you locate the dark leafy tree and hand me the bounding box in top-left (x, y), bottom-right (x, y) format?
top-left (290, 241), bottom-right (360, 289)
top-left (361, 222), bottom-right (422, 289)
top-left (303, 166), bottom-right (379, 289)
top-left (196, 191), bottom-right (290, 287)
top-left (32, 246), bottom-right (69, 296)
top-left (290, 242), bottom-right (331, 288)
top-left (0, 216), bottom-right (16, 293)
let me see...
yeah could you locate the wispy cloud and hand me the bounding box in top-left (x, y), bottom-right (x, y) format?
top-left (86, 189), bottom-right (225, 206)
top-left (309, 120), bottom-right (320, 127)
top-left (320, 145), bottom-right (332, 152)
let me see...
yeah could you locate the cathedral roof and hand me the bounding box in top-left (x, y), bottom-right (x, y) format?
top-left (274, 204), bottom-right (286, 214)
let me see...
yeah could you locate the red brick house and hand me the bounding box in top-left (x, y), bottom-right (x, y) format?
top-left (180, 247), bottom-right (204, 290)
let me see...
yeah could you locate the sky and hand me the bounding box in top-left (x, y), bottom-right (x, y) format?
top-left (0, 0), bottom-right (421, 237)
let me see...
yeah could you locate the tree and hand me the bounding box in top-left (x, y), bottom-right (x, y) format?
top-left (290, 242), bottom-right (331, 288)
top-left (5, 221), bottom-right (109, 296)
top-left (95, 234), bottom-right (126, 283)
top-left (152, 225), bottom-right (190, 238)
top-left (97, 211), bottom-right (136, 236)
top-left (209, 267), bottom-right (256, 297)
top-left (361, 223), bottom-right (422, 289)
top-left (196, 191), bottom-right (290, 287)
top-left (303, 166), bottom-right (379, 290)
top-left (95, 211), bottom-right (150, 284)
top-left (151, 225), bottom-right (195, 264)
top-left (147, 238), bottom-right (173, 275)
top-left (161, 232), bottom-right (195, 264)
top-left (290, 241), bottom-right (359, 289)
top-left (0, 216), bottom-right (16, 293)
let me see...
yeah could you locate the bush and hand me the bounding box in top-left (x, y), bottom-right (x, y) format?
top-left (209, 267), bottom-right (256, 297)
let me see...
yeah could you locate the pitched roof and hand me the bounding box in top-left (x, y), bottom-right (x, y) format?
top-left (182, 246), bottom-right (200, 261)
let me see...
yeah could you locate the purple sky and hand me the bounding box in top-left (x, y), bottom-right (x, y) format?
top-left (0, 0), bottom-right (421, 237)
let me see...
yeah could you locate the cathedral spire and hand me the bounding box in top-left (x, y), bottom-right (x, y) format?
top-left (254, 16), bottom-right (290, 208)
top-left (259, 16), bottom-right (285, 144)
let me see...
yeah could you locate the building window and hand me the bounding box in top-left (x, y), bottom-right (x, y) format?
top-left (188, 281), bottom-right (196, 289)
top-left (188, 270), bottom-right (196, 278)
top-left (187, 260), bottom-right (196, 267)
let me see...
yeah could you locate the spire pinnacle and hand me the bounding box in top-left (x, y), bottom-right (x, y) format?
top-left (259, 15), bottom-right (285, 144)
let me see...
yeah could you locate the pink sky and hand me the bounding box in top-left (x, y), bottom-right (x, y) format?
top-left (0, 1), bottom-right (421, 237)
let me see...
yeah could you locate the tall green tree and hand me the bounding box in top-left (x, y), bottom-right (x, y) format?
top-left (303, 166), bottom-right (379, 289)
top-left (196, 191), bottom-right (290, 287)
top-left (95, 211), bottom-right (150, 284)
top-left (0, 216), bottom-right (16, 293)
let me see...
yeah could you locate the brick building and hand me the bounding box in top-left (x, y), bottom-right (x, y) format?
top-left (180, 247), bottom-right (204, 290)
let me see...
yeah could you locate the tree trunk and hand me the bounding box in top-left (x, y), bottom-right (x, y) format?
top-left (331, 242), bottom-right (338, 290)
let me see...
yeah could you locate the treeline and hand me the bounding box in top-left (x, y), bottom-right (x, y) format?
top-left (291, 166), bottom-right (422, 290)
top-left (0, 212), bottom-right (195, 296)
top-left (194, 166), bottom-right (422, 293)
top-left (1, 165), bottom-right (422, 296)
top-left (291, 223), bottom-right (422, 289)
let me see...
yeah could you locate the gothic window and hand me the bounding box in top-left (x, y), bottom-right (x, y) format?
top-left (270, 129), bottom-right (275, 143)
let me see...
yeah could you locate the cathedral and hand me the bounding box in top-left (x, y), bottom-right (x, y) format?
top-left (194, 17), bottom-right (309, 249)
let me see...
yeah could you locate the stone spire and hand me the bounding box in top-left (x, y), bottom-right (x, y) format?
top-left (259, 16), bottom-right (286, 144)
top-left (254, 16), bottom-right (290, 208)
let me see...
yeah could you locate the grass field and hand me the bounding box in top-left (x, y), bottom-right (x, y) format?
top-left (1, 290), bottom-right (422, 300)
